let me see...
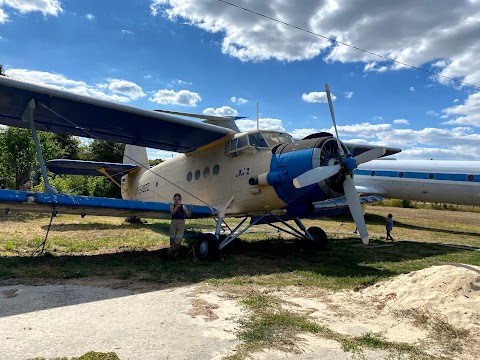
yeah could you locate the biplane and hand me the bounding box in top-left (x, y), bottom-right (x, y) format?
top-left (0, 76), bottom-right (399, 259)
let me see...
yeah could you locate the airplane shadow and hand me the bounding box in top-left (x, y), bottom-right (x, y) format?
top-left (363, 213), bottom-right (480, 237)
top-left (0, 235), bottom-right (471, 318)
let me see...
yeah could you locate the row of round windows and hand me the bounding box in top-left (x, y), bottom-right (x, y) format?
top-left (187, 165), bottom-right (220, 182)
top-left (369, 171), bottom-right (476, 182)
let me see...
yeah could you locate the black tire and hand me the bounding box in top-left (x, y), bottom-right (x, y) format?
top-left (195, 234), bottom-right (220, 261)
top-left (305, 226), bottom-right (329, 251)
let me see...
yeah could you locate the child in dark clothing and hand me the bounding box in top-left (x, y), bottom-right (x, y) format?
top-left (386, 213), bottom-right (394, 241)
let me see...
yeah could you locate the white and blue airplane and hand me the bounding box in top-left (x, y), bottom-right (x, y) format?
top-left (354, 159), bottom-right (480, 206)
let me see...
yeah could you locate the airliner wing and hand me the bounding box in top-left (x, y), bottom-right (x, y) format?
top-left (0, 76), bottom-right (234, 153)
top-left (355, 185), bottom-right (385, 195)
top-left (0, 189), bottom-right (215, 219)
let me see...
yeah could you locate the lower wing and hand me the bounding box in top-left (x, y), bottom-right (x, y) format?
top-left (0, 189), bottom-right (215, 219)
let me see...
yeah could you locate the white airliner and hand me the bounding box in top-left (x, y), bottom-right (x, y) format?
top-left (354, 160), bottom-right (480, 206)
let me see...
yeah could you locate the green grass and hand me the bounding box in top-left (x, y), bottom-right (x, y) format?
top-left (225, 291), bottom-right (436, 360)
top-left (28, 351), bottom-right (120, 360)
top-left (1, 206), bottom-right (479, 359)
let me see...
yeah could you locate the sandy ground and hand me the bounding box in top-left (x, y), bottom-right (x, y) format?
top-left (1, 264), bottom-right (479, 360)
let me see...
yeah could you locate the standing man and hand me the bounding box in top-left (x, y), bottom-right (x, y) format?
top-left (169, 193), bottom-right (193, 257)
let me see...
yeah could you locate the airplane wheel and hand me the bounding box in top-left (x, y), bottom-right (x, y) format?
top-left (305, 226), bottom-right (329, 251)
top-left (195, 234), bottom-right (220, 261)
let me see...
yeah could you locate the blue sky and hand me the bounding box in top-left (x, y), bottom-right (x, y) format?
top-left (1, 0), bottom-right (480, 160)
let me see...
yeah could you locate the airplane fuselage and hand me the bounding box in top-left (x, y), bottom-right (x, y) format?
top-left (355, 160), bottom-right (480, 206)
top-left (121, 130), bottom-right (348, 217)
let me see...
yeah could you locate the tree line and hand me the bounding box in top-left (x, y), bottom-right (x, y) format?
top-left (0, 127), bottom-right (126, 198)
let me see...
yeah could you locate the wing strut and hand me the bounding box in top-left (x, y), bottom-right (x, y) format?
top-left (21, 98), bottom-right (57, 194)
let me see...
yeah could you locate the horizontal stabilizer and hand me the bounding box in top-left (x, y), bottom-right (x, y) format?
top-left (0, 189), bottom-right (214, 219)
top-left (47, 159), bottom-right (139, 177)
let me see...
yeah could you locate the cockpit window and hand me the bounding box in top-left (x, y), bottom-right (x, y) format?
top-left (225, 131), bottom-right (293, 157)
top-left (248, 133), bottom-right (269, 148)
top-left (263, 132), bottom-right (293, 147)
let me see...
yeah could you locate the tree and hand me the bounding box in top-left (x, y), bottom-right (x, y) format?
top-left (85, 140), bottom-right (125, 163)
top-left (0, 64), bottom-right (5, 76)
top-left (0, 128), bottom-right (67, 189)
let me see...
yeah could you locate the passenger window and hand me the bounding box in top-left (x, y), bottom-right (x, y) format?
top-left (187, 172), bottom-right (193, 182)
top-left (195, 170), bottom-right (201, 180)
top-left (213, 165), bottom-right (220, 175)
top-left (204, 167), bottom-right (210, 178)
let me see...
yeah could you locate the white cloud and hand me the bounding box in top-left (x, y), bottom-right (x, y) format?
top-left (364, 62), bottom-right (388, 73)
top-left (290, 128), bottom-right (319, 139)
top-left (5, 68), bottom-right (145, 103)
top-left (0, 8), bottom-right (8, 23)
top-left (175, 79), bottom-right (191, 85)
top-left (453, 98), bottom-right (459, 103)
top-left (441, 92), bottom-right (480, 127)
top-left (393, 119), bottom-right (409, 125)
top-left (426, 110), bottom-right (438, 117)
top-left (0, 0), bottom-right (63, 18)
top-left (236, 118), bottom-right (285, 132)
top-left (302, 91), bottom-right (336, 103)
top-left (107, 79), bottom-right (146, 100)
top-left (203, 106), bottom-right (238, 117)
top-left (409, 86), bottom-right (415, 92)
top-left (231, 96), bottom-right (248, 105)
top-left (152, 1), bottom-right (480, 86)
top-left (121, 29), bottom-right (133, 34)
top-left (288, 121), bottom-right (480, 160)
top-left (147, 148), bottom-right (179, 160)
top-left (86, 13), bottom-right (94, 21)
top-left (344, 91), bottom-right (354, 99)
top-left (149, 89), bottom-right (201, 107)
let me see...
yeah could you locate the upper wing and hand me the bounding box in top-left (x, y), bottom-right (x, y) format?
top-left (0, 189), bottom-right (215, 219)
top-left (0, 76), bottom-right (234, 153)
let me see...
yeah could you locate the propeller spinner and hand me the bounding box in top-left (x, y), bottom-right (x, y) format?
top-left (293, 84), bottom-right (386, 245)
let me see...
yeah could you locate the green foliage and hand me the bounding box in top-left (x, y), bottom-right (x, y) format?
top-left (0, 128), bottom-right (67, 189)
top-left (379, 198), bottom-right (415, 208)
top-left (149, 158), bottom-right (163, 167)
top-left (86, 140), bottom-right (124, 163)
top-left (0, 64), bottom-right (5, 76)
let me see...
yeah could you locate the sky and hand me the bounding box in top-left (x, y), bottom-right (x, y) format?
top-left (1, 0), bottom-right (480, 160)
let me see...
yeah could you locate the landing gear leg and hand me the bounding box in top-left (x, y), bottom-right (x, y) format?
top-left (293, 217), bottom-right (329, 251)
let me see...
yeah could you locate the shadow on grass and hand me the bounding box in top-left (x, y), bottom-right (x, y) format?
top-left (1, 234), bottom-right (475, 318)
top-left (364, 213), bottom-right (480, 237)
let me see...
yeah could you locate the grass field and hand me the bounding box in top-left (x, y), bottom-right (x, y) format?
top-left (0, 205), bottom-right (479, 289)
top-left (1, 205), bottom-right (479, 359)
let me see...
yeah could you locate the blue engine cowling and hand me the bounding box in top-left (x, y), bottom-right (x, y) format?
top-left (265, 135), bottom-right (348, 213)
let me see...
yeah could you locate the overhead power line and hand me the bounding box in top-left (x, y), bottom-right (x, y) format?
top-left (217, 0), bottom-right (480, 91)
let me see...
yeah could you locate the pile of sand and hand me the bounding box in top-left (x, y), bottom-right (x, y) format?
top-left (360, 264), bottom-right (480, 330)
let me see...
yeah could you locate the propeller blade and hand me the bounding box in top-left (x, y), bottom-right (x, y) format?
top-left (325, 84), bottom-right (345, 157)
top-left (293, 164), bottom-right (341, 188)
top-left (354, 147), bottom-right (386, 165)
top-left (343, 175), bottom-right (369, 244)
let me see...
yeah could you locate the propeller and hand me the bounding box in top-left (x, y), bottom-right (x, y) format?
top-left (293, 84), bottom-right (387, 245)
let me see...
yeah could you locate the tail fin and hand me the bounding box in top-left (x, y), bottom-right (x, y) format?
top-left (123, 145), bottom-right (149, 173)
top-left (121, 145), bottom-right (149, 199)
